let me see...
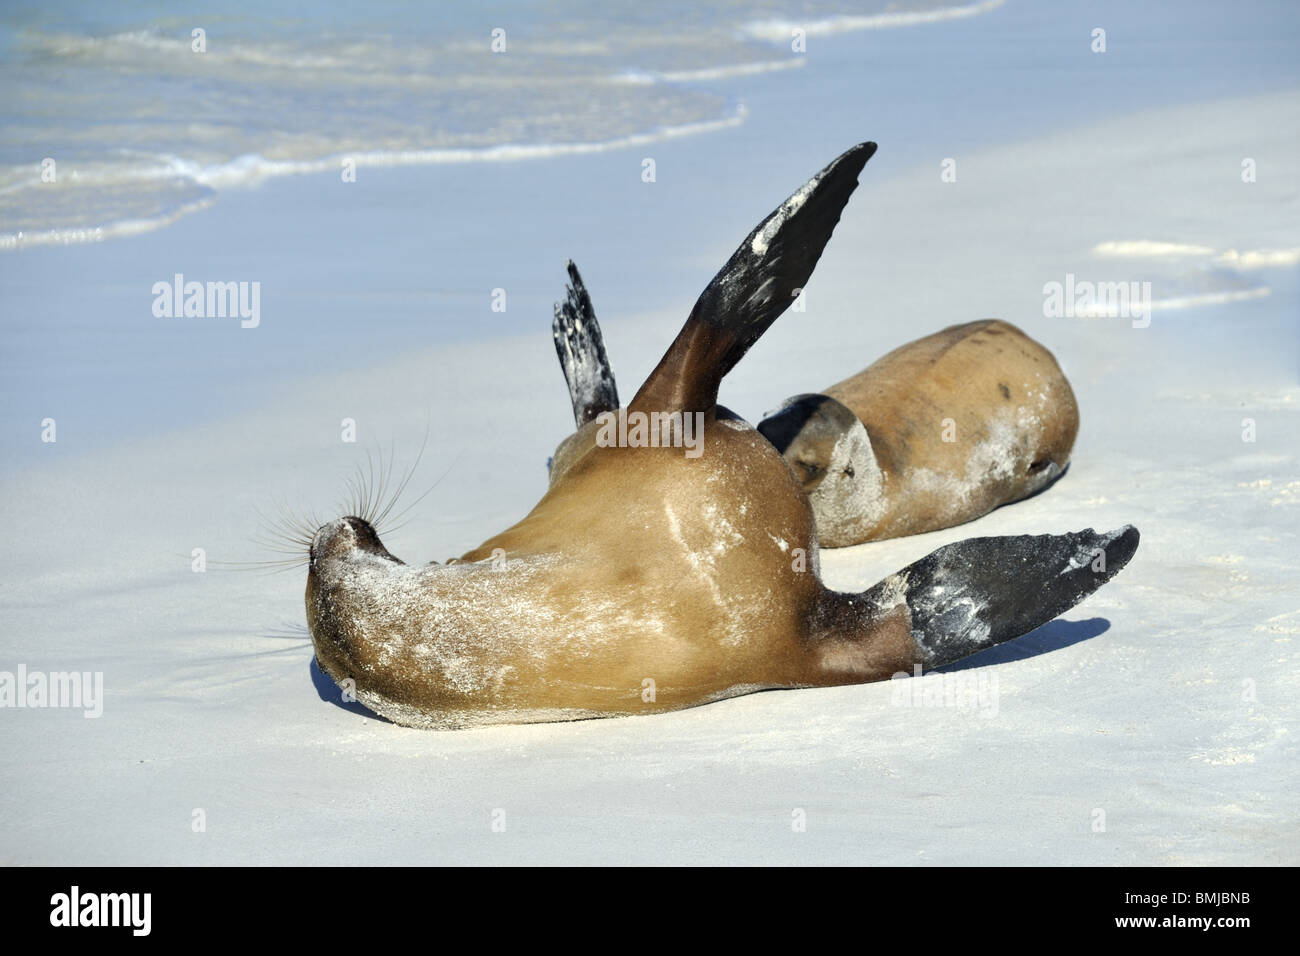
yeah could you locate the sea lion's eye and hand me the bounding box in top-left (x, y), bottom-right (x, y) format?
top-left (796, 460), bottom-right (822, 481)
top-left (843, 465), bottom-right (855, 478)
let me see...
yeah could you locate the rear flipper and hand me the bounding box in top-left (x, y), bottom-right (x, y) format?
top-left (865, 525), bottom-right (1140, 669)
top-left (553, 260), bottom-right (618, 428)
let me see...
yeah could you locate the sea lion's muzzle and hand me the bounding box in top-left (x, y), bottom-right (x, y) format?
top-left (309, 516), bottom-right (404, 570)
top-left (306, 516), bottom-right (409, 695)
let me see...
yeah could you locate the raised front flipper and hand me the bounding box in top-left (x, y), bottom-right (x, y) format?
top-left (631, 142), bottom-right (877, 416)
top-left (552, 260), bottom-right (618, 427)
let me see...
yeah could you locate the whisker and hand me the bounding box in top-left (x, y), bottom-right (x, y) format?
top-left (241, 428), bottom-right (448, 575)
top-left (260, 623), bottom-right (311, 640)
top-left (372, 441), bottom-right (395, 526)
top-left (251, 497), bottom-right (322, 570)
top-left (361, 450), bottom-right (374, 523)
top-left (380, 443), bottom-right (458, 535)
top-left (209, 558), bottom-right (309, 574)
top-left (374, 426), bottom-right (430, 532)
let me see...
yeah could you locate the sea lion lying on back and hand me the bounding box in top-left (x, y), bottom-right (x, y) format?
top-left (551, 275), bottom-right (1078, 546)
top-left (306, 142), bottom-right (1138, 730)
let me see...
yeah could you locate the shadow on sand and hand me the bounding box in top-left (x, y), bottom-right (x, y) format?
top-left (933, 616), bottom-right (1110, 673)
top-left (309, 657), bottom-right (392, 722)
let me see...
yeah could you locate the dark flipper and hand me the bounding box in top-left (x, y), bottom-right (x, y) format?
top-left (866, 525), bottom-right (1140, 669)
top-left (630, 142), bottom-right (877, 416)
top-left (552, 261), bottom-right (618, 427)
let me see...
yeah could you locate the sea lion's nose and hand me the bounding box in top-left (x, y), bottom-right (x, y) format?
top-left (312, 516), bottom-right (403, 566)
top-left (310, 518), bottom-right (354, 564)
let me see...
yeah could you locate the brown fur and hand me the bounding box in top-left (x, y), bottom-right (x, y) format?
top-left (307, 417), bottom-right (919, 728)
top-left (770, 320), bottom-right (1078, 546)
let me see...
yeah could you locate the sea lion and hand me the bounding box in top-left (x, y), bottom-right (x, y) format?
top-left (758, 320), bottom-right (1079, 546)
top-left (550, 274), bottom-right (1078, 547)
top-left (306, 142), bottom-right (1139, 730)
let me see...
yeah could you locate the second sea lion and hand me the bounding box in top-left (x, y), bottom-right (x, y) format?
top-left (758, 320), bottom-right (1079, 546)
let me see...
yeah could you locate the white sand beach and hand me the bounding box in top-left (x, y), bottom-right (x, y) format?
top-left (1, 0), bottom-right (1296, 864)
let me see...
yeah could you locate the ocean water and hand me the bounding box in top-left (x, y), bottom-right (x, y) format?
top-left (0, 0), bottom-right (1002, 248)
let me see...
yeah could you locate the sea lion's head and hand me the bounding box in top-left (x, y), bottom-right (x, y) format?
top-left (758, 393), bottom-right (885, 547)
top-left (306, 516), bottom-right (409, 686)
